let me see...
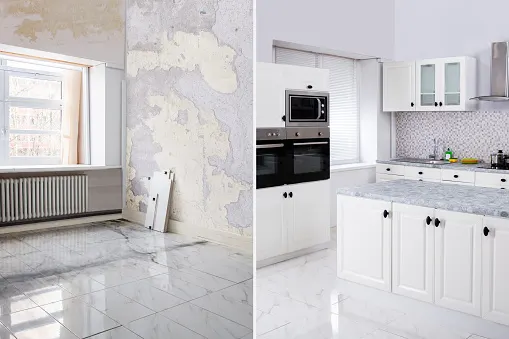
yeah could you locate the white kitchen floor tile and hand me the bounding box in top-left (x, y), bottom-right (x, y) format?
top-left (192, 258), bottom-right (253, 283)
top-left (87, 326), bottom-right (142, 338)
top-left (0, 306), bottom-right (79, 339)
top-left (144, 273), bottom-right (209, 301)
top-left (363, 329), bottom-right (410, 339)
top-left (12, 276), bottom-right (75, 306)
top-left (78, 289), bottom-right (154, 325)
top-left (0, 284), bottom-right (38, 316)
top-left (128, 313), bottom-right (205, 339)
top-left (331, 297), bottom-right (405, 326)
top-left (163, 267), bottom-right (235, 292)
top-left (192, 281), bottom-right (253, 329)
top-left (113, 280), bottom-right (185, 312)
top-left (161, 302), bottom-right (252, 339)
top-left (0, 322), bottom-right (15, 339)
top-left (382, 314), bottom-right (471, 339)
top-left (41, 297), bottom-right (120, 338)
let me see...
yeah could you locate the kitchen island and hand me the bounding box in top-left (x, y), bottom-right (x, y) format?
top-left (337, 179), bottom-right (509, 326)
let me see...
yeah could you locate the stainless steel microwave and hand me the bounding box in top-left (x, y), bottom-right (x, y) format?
top-left (285, 90), bottom-right (329, 127)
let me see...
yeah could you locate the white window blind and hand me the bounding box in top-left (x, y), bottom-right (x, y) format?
top-left (275, 47), bottom-right (359, 165)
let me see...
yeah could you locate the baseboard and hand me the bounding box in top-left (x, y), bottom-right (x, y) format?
top-left (0, 213), bottom-right (123, 236)
top-left (256, 242), bottom-right (330, 269)
top-left (122, 208), bottom-right (252, 254)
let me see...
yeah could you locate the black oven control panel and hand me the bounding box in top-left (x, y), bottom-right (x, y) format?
top-left (256, 128), bottom-right (287, 141)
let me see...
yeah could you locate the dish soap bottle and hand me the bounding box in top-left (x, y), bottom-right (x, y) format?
top-left (445, 148), bottom-right (453, 161)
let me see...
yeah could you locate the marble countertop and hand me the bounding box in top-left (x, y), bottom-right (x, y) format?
top-left (337, 179), bottom-right (509, 218)
top-left (377, 159), bottom-right (509, 174)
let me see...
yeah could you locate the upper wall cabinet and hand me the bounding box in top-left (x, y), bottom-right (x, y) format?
top-left (383, 57), bottom-right (477, 112)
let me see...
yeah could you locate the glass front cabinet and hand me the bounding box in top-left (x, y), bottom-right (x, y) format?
top-left (384, 57), bottom-right (477, 112)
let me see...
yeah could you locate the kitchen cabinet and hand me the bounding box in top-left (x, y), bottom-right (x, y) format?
top-left (288, 180), bottom-right (330, 252)
top-left (383, 62), bottom-right (416, 112)
top-left (441, 169), bottom-right (475, 185)
top-left (474, 172), bottom-right (509, 190)
top-left (392, 203), bottom-right (435, 303)
top-left (376, 173), bottom-right (404, 182)
top-left (256, 62), bottom-right (329, 128)
top-left (404, 166), bottom-right (442, 181)
top-left (337, 196), bottom-right (392, 291)
top-left (257, 180), bottom-right (331, 265)
top-left (256, 186), bottom-right (287, 261)
top-left (482, 216), bottom-right (509, 326)
top-left (434, 210), bottom-right (482, 316)
top-left (383, 57), bottom-right (476, 112)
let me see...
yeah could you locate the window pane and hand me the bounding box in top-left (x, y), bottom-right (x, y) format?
top-left (9, 134), bottom-right (61, 157)
top-left (9, 107), bottom-right (62, 131)
top-left (5, 60), bottom-right (64, 74)
top-left (9, 76), bottom-right (62, 100)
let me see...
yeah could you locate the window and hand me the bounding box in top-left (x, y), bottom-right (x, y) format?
top-left (275, 47), bottom-right (360, 165)
top-left (0, 58), bottom-right (65, 166)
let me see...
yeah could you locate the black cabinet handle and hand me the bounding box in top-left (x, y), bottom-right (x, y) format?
top-left (502, 178), bottom-right (506, 182)
top-left (484, 227), bottom-right (490, 236)
top-left (439, 102), bottom-right (443, 107)
top-left (426, 216), bottom-right (432, 225)
top-left (283, 192), bottom-right (287, 198)
top-left (454, 175), bottom-right (459, 178)
top-left (411, 102), bottom-right (414, 107)
top-left (435, 218), bottom-right (441, 227)
top-left (289, 192), bottom-right (293, 198)
top-left (282, 115), bottom-right (286, 122)
top-left (386, 168), bottom-right (391, 172)
top-left (383, 210), bottom-right (389, 218)
top-left (418, 171), bottom-right (423, 175)
top-left (435, 102), bottom-right (438, 107)
top-left (307, 85), bottom-right (313, 89)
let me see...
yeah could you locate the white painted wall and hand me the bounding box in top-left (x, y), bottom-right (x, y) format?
top-left (89, 64), bottom-right (123, 166)
top-left (330, 166), bottom-right (376, 227)
top-left (394, 0), bottom-right (509, 110)
top-left (257, 0), bottom-right (395, 62)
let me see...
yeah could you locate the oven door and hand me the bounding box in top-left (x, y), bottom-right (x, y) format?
top-left (288, 139), bottom-right (330, 184)
top-left (256, 141), bottom-right (288, 189)
top-left (286, 90), bottom-right (329, 127)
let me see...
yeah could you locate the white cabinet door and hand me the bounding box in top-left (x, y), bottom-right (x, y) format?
top-left (434, 210), bottom-right (482, 316)
top-left (416, 60), bottom-right (440, 111)
top-left (383, 62), bottom-right (416, 112)
top-left (482, 216), bottom-right (509, 326)
top-left (281, 64), bottom-right (329, 92)
top-left (376, 173), bottom-right (404, 183)
top-left (438, 57), bottom-right (465, 111)
top-left (256, 63), bottom-right (285, 128)
top-left (338, 195), bottom-right (392, 291)
top-left (288, 180), bottom-right (330, 252)
top-left (256, 186), bottom-right (287, 262)
top-left (392, 203), bottom-right (435, 303)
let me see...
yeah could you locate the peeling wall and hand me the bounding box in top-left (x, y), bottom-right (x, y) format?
top-left (0, 0), bottom-right (125, 65)
top-left (126, 0), bottom-right (253, 238)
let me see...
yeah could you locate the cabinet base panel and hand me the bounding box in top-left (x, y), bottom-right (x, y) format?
top-left (256, 242), bottom-right (329, 269)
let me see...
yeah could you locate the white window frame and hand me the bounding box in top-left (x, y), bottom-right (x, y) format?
top-left (0, 58), bottom-right (65, 166)
top-left (274, 47), bottom-right (361, 165)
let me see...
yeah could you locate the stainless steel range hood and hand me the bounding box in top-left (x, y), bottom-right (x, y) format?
top-left (471, 42), bottom-right (509, 101)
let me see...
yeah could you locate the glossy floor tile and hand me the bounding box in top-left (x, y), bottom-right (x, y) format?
top-left (257, 227), bottom-right (509, 339)
top-left (0, 220), bottom-right (252, 338)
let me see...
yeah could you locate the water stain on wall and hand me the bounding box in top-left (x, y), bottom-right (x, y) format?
top-left (3, 0), bottom-right (124, 41)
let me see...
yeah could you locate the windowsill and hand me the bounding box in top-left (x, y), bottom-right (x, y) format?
top-left (0, 164), bottom-right (121, 174)
top-left (331, 163), bottom-right (375, 173)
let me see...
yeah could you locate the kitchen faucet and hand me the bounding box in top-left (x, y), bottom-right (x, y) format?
top-left (429, 138), bottom-right (440, 160)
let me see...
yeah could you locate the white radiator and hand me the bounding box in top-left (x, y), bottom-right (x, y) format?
top-left (0, 175), bottom-right (88, 223)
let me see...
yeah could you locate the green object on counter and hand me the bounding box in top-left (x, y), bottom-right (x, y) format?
top-left (445, 148), bottom-right (453, 160)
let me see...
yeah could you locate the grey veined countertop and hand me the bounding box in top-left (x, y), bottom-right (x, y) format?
top-left (337, 179), bottom-right (509, 218)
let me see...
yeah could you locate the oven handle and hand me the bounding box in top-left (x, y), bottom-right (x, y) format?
top-left (256, 143), bottom-right (285, 149)
top-left (316, 98), bottom-right (322, 120)
top-left (293, 141), bottom-right (329, 146)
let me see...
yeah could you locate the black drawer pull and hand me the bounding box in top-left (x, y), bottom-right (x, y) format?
top-left (502, 179), bottom-right (507, 183)
top-left (383, 210), bottom-right (389, 218)
top-left (453, 175), bottom-right (459, 178)
top-left (426, 216), bottom-right (432, 225)
top-left (418, 171), bottom-right (423, 175)
top-left (484, 227), bottom-right (490, 236)
top-left (283, 192), bottom-right (287, 198)
top-left (435, 218), bottom-right (441, 227)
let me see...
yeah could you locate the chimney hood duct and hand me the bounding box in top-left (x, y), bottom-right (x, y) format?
top-left (471, 42), bottom-right (509, 101)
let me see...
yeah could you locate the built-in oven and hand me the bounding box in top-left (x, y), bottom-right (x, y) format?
top-left (286, 127), bottom-right (330, 184)
top-left (285, 90), bottom-right (329, 127)
top-left (256, 128), bottom-right (288, 189)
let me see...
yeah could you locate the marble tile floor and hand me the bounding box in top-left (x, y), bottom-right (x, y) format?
top-left (257, 227), bottom-right (509, 339)
top-left (0, 220), bottom-right (253, 339)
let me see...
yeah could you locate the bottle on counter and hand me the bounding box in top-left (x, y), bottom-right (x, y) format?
top-left (445, 148), bottom-right (453, 161)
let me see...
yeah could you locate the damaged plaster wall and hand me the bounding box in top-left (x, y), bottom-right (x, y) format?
top-left (0, 0), bottom-right (125, 65)
top-left (126, 0), bottom-right (253, 238)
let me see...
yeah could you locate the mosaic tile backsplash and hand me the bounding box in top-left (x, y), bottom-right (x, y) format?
top-left (396, 111), bottom-right (509, 163)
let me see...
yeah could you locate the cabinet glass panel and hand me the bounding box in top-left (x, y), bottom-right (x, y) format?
top-left (444, 62), bottom-right (461, 105)
top-left (420, 64), bottom-right (436, 106)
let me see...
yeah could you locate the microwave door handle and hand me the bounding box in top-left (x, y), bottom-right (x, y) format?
top-left (316, 98), bottom-right (322, 120)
